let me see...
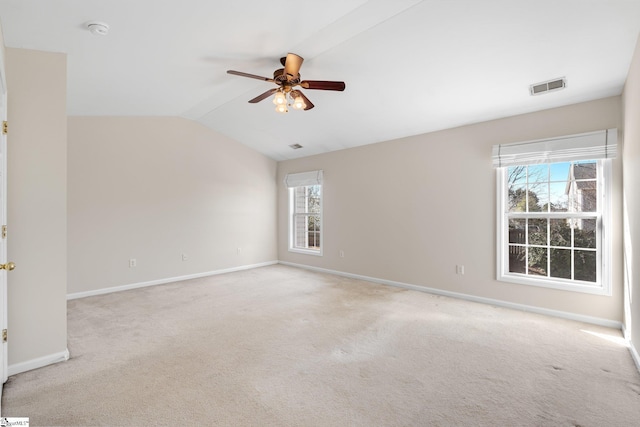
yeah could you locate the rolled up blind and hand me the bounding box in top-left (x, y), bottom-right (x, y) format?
top-left (492, 128), bottom-right (617, 168)
top-left (284, 170), bottom-right (323, 188)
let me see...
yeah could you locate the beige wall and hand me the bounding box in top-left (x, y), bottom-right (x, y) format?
top-left (67, 116), bottom-right (277, 294)
top-left (6, 48), bottom-right (68, 364)
top-left (279, 96), bottom-right (623, 322)
top-left (622, 35), bottom-right (640, 351)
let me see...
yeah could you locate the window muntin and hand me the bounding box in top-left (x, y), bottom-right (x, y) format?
top-left (498, 160), bottom-right (610, 294)
top-left (289, 184), bottom-right (322, 255)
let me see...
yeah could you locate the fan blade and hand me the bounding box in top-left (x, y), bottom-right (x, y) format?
top-left (298, 91), bottom-right (315, 111)
top-left (284, 53), bottom-right (304, 80)
top-left (299, 80), bottom-right (346, 91)
top-left (248, 88), bottom-right (278, 103)
top-left (280, 57), bottom-right (287, 67)
top-left (227, 70), bottom-right (274, 82)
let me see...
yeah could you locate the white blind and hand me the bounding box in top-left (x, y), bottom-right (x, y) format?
top-left (284, 170), bottom-right (323, 188)
top-left (492, 129), bottom-right (617, 168)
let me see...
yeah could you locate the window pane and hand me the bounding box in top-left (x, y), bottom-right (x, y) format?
top-left (550, 162), bottom-right (571, 182)
top-left (528, 164), bottom-right (548, 182)
top-left (507, 166), bottom-right (527, 186)
top-left (508, 184), bottom-right (527, 212)
top-left (508, 245), bottom-right (526, 273)
top-left (528, 247), bottom-right (547, 276)
top-left (573, 183), bottom-right (597, 212)
top-left (549, 219), bottom-right (571, 247)
top-left (528, 218), bottom-right (547, 246)
top-left (549, 182), bottom-right (568, 212)
top-left (308, 185), bottom-right (321, 213)
top-left (294, 187), bottom-right (307, 214)
top-left (509, 219), bottom-right (526, 244)
top-left (568, 162), bottom-right (597, 213)
top-left (574, 218), bottom-right (596, 249)
top-left (509, 217), bottom-right (526, 273)
top-left (308, 215), bottom-right (320, 232)
top-left (574, 162), bottom-right (597, 179)
top-left (550, 248), bottom-right (571, 279)
top-left (308, 214), bottom-right (321, 249)
top-left (294, 215), bottom-right (308, 248)
top-left (528, 184), bottom-right (548, 212)
top-left (574, 250), bottom-right (596, 282)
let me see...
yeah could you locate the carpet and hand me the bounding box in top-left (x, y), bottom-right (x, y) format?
top-left (2, 265), bottom-right (639, 426)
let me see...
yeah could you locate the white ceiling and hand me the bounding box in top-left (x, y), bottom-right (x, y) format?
top-left (1, 1), bottom-right (639, 161)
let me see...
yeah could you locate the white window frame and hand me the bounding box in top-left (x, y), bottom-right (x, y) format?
top-left (284, 171), bottom-right (323, 256)
top-left (493, 129), bottom-right (616, 296)
top-left (496, 160), bottom-right (612, 295)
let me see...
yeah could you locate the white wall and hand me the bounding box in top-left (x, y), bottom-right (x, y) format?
top-left (6, 48), bottom-right (68, 365)
top-left (278, 96), bottom-right (623, 322)
top-left (622, 34), bottom-right (640, 355)
top-left (67, 116), bottom-right (277, 295)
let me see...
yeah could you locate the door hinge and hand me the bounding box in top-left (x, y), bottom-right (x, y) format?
top-left (2, 121), bottom-right (6, 135)
top-left (2, 329), bottom-right (7, 343)
top-left (1, 225), bottom-right (6, 239)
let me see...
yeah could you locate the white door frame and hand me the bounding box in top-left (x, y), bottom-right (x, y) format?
top-left (0, 43), bottom-right (8, 396)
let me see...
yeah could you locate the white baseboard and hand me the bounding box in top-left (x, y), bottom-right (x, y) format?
top-left (8, 348), bottom-right (69, 377)
top-left (67, 261), bottom-right (279, 300)
top-left (629, 340), bottom-right (640, 374)
top-left (279, 261), bottom-right (622, 330)
top-left (621, 324), bottom-right (640, 374)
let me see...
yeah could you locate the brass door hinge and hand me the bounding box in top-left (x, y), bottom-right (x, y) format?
top-left (2, 121), bottom-right (6, 135)
top-left (2, 329), bottom-right (7, 343)
top-left (1, 225), bottom-right (6, 239)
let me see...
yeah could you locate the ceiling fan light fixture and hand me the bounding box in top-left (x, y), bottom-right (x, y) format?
top-left (275, 104), bottom-right (288, 113)
top-left (291, 93), bottom-right (306, 110)
top-left (273, 91), bottom-right (287, 105)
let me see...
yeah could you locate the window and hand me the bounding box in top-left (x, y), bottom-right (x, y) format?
top-left (284, 170), bottom-right (323, 255)
top-left (494, 130), bottom-right (616, 295)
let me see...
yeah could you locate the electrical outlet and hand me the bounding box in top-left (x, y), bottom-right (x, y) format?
top-left (339, 250), bottom-right (345, 258)
top-left (456, 265), bottom-right (465, 275)
top-left (129, 258), bottom-right (137, 268)
top-left (237, 247), bottom-right (242, 255)
top-left (182, 253), bottom-right (188, 262)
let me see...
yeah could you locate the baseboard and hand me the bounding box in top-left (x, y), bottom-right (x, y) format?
top-left (8, 348), bottom-right (70, 377)
top-left (67, 261), bottom-right (279, 300)
top-left (279, 261), bottom-right (622, 330)
top-left (629, 340), bottom-right (640, 374)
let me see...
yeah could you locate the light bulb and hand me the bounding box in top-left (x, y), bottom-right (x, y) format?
top-left (275, 104), bottom-right (288, 113)
top-left (272, 91), bottom-right (286, 105)
top-left (292, 94), bottom-right (306, 110)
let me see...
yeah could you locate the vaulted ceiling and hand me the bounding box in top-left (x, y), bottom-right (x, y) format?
top-left (1, 1), bottom-right (639, 160)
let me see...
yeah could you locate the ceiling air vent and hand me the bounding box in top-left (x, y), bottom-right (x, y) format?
top-left (289, 144), bottom-right (303, 149)
top-left (529, 77), bottom-right (566, 96)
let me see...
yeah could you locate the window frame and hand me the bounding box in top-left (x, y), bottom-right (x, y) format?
top-left (496, 159), bottom-right (612, 295)
top-left (288, 184), bottom-right (323, 256)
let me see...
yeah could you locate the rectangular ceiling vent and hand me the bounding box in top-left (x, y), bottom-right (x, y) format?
top-left (289, 144), bottom-right (303, 149)
top-left (529, 77), bottom-right (566, 96)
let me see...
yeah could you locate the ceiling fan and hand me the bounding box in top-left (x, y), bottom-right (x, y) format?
top-left (226, 53), bottom-right (346, 113)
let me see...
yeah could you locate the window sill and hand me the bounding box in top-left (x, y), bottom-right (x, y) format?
top-left (498, 273), bottom-right (610, 296)
top-left (288, 247), bottom-right (323, 257)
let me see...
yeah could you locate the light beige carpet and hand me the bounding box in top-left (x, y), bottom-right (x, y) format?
top-left (2, 265), bottom-right (640, 426)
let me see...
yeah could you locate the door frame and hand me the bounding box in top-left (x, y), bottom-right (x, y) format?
top-left (0, 42), bottom-right (8, 392)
